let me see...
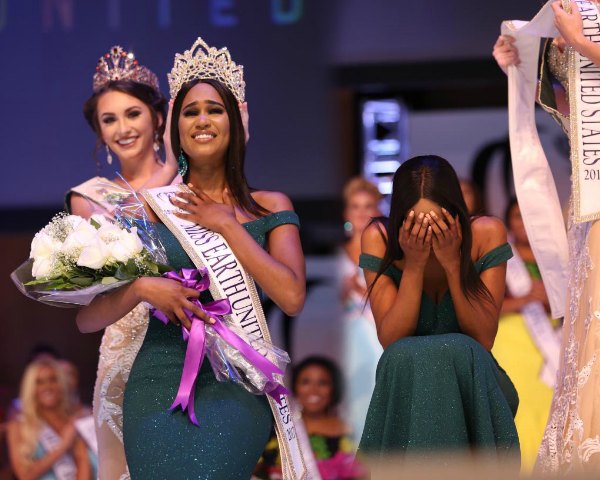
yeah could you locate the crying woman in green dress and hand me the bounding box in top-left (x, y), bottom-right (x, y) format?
top-left (358, 155), bottom-right (520, 461)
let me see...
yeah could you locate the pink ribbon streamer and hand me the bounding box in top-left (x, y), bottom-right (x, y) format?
top-left (151, 268), bottom-right (288, 426)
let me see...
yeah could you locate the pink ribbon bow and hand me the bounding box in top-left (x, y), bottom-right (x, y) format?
top-left (151, 268), bottom-right (288, 426)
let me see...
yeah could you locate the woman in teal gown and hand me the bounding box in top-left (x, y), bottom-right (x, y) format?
top-left (122, 214), bottom-right (300, 479)
top-left (358, 155), bottom-right (520, 460)
top-left (75, 39), bottom-right (306, 479)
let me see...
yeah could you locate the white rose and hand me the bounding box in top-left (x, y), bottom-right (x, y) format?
top-left (110, 243), bottom-right (132, 262)
top-left (111, 228), bottom-right (144, 262)
top-left (75, 220), bottom-right (98, 235)
top-left (61, 222), bottom-right (98, 253)
top-left (30, 232), bottom-right (62, 261)
top-left (97, 223), bottom-right (123, 243)
top-left (65, 215), bottom-right (85, 229)
top-left (122, 228), bottom-right (143, 254)
top-left (31, 257), bottom-right (56, 279)
top-left (77, 237), bottom-right (110, 269)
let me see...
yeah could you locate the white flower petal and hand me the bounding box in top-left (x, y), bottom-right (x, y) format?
top-left (30, 233), bottom-right (62, 261)
top-left (32, 257), bottom-right (55, 279)
top-left (77, 238), bottom-right (110, 269)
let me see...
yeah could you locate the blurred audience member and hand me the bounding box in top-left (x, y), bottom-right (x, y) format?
top-left (255, 356), bottom-right (365, 480)
top-left (492, 198), bottom-right (557, 472)
top-left (7, 346), bottom-right (61, 423)
top-left (459, 178), bottom-right (485, 216)
top-left (57, 361), bottom-right (91, 418)
top-left (340, 177), bottom-right (383, 444)
top-left (7, 359), bottom-right (95, 480)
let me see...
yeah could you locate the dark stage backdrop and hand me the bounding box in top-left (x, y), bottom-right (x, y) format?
top-left (0, 0), bottom-right (337, 207)
top-left (331, 0), bottom-right (542, 64)
top-left (0, 0), bottom-right (547, 208)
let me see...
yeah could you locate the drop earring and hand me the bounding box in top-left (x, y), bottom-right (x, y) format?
top-left (178, 150), bottom-right (188, 177)
top-left (344, 221), bottom-right (353, 237)
top-left (153, 132), bottom-right (160, 154)
top-left (105, 145), bottom-right (113, 165)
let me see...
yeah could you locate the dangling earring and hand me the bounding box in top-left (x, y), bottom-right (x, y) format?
top-left (153, 132), bottom-right (160, 154)
top-left (105, 145), bottom-right (113, 165)
top-left (178, 150), bottom-right (188, 177)
top-left (344, 221), bottom-right (353, 237)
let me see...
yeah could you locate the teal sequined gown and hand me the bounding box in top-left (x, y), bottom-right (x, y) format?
top-left (358, 243), bottom-right (520, 458)
top-left (123, 212), bottom-right (299, 480)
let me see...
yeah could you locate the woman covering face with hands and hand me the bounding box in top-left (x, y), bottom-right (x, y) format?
top-left (398, 206), bottom-right (463, 273)
top-left (357, 155), bottom-right (520, 461)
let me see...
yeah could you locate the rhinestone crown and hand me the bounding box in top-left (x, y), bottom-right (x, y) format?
top-left (93, 46), bottom-right (159, 92)
top-left (168, 37), bottom-right (245, 103)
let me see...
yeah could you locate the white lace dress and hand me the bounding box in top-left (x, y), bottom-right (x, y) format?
top-left (93, 304), bottom-right (148, 480)
top-left (533, 40), bottom-right (600, 473)
top-left (68, 177), bottom-right (149, 480)
top-left (537, 210), bottom-right (600, 473)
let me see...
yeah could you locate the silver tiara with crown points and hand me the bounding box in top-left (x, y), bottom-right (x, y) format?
top-left (167, 37), bottom-right (245, 103)
top-left (93, 46), bottom-right (159, 92)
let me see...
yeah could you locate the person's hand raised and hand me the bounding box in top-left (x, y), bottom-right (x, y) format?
top-left (399, 211), bottom-right (432, 270)
top-left (427, 209), bottom-right (462, 272)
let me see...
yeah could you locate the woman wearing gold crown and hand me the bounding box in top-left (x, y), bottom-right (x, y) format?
top-left (493, 0), bottom-right (600, 473)
top-left (74, 38), bottom-right (310, 479)
top-left (65, 46), bottom-right (177, 480)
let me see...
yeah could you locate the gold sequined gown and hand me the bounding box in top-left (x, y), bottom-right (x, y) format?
top-left (534, 41), bottom-right (600, 474)
top-left (67, 178), bottom-right (148, 480)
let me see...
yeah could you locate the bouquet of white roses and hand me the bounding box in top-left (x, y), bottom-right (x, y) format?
top-left (11, 212), bottom-right (170, 306)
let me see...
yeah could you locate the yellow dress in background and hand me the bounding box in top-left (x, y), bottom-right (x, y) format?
top-left (492, 262), bottom-right (554, 473)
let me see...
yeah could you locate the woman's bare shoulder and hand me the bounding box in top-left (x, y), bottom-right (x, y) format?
top-left (471, 216), bottom-right (508, 253)
top-left (361, 220), bottom-right (388, 257)
top-left (251, 190), bottom-right (294, 213)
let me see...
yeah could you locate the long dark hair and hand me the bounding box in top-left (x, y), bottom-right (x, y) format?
top-left (83, 80), bottom-right (167, 154)
top-left (170, 78), bottom-right (268, 217)
top-left (369, 155), bottom-right (493, 305)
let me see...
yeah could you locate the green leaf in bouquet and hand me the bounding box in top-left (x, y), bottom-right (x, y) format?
top-left (101, 276), bottom-right (120, 285)
top-left (25, 277), bottom-right (78, 291)
top-left (145, 263), bottom-right (157, 275)
top-left (25, 278), bottom-right (60, 286)
top-left (90, 217), bottom-right (101, 229)
top-left (126, 259), bottom-right (141, 275)
top-left (114, 263), bottom-right (137, 280)
top-left (157, 263), bottom-right (172, 274)
top-left (74, 265), bottom-right (102, 279)
top-left (51, 282), bottom-right (79, 290)
top-left (70, 276), bottom-right (95, 287)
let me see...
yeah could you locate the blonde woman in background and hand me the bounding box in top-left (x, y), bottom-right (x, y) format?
top-left (340, 177), bottom-right (383, 444)
top-left (7, 359), bottom-right (94, 480)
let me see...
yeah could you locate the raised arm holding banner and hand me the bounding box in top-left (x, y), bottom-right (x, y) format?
top-left (500, 0), bottom-right (600, 472)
